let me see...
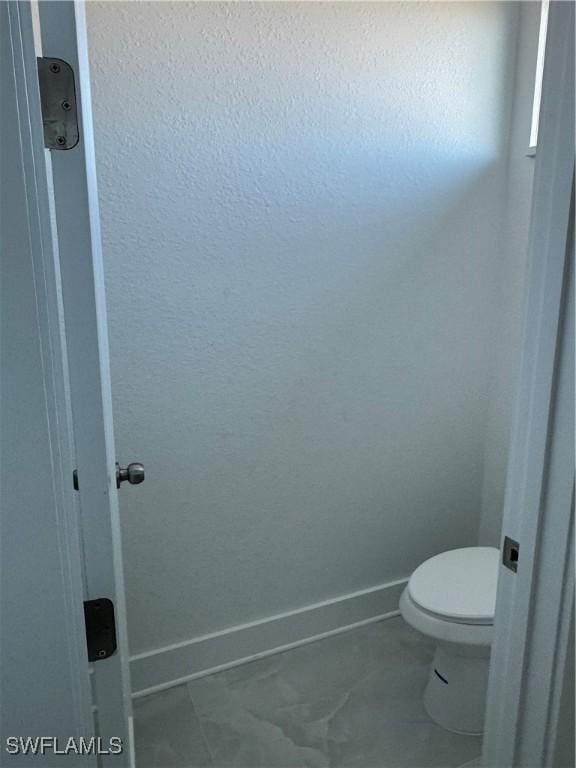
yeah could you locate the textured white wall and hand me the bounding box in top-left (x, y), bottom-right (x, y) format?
top-left (87, 1), bottom-right (520, 656)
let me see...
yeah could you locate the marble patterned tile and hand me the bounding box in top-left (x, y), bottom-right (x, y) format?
top-left (133, 684), bottom-right (213, 767)
top-left (188, 616), bottom-right (482, 768)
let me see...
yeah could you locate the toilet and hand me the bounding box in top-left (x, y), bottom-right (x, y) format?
top-left (400, 546), bottom-right (500, 735)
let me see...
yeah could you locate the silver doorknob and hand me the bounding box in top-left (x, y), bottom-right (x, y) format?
top-left (116, 462), bottom-right (145, 488)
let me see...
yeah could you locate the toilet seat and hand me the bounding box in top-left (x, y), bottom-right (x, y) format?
top-left (400, 588), bottom-right (493, 647)
top-left (407, 547), bottom-right (499, 624)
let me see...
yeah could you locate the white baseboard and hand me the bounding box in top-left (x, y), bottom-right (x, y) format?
top-left (130, 577), bottom-right (408, 698)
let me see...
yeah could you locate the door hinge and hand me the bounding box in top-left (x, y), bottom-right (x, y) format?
top-left (84, 598), bottom-right (117, 662)
top-left (502, 536), bottom-right (520, 573)
top-left (37, 57), bottom-right (79, 150)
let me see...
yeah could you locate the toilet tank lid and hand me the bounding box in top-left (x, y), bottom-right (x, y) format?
top-left (407, 547), bottom-right (500, 623)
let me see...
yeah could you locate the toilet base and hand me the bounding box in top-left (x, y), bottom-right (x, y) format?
top-left (424, 641), bottom-right (490, 735)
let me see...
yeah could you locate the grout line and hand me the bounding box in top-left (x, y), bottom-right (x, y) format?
top-left (456, 756), bottom-right (482, 768)
top-left (187, 687), bottom-right (216, 768)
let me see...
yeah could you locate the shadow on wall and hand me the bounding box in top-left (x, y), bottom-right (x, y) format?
top-left (86, 0), bottom-right (519, 655)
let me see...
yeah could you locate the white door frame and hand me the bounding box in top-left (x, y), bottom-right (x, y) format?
top-left (2, 4), bottom-right (96, 763)
top-left (483, 1), bottom-right (574, 765)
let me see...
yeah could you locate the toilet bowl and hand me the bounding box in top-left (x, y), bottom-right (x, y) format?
top-left (400, 546), bottom-right (499, 735)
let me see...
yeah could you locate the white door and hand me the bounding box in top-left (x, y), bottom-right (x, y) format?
top-left (1, 1), bottom-right (133, 764)
top-left (483, 1), bottom-right (574, 766)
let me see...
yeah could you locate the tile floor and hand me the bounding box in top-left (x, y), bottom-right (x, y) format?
top-left (134, 616), bottom-right (482, 768)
